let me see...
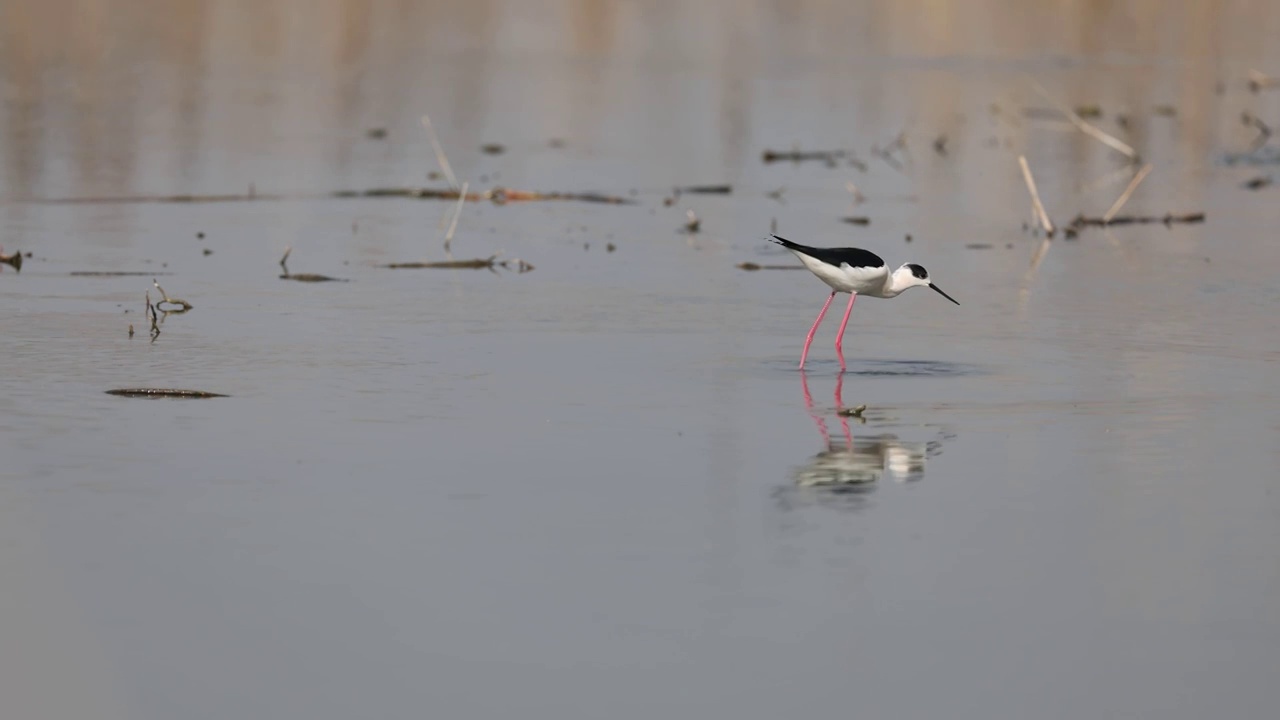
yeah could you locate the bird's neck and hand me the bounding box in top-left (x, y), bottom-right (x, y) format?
top-left (882, 268), bottom-right (913, 297)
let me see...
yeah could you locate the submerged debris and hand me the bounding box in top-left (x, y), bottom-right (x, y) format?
top-left (1242, 111), bottom-right (1273, 153)
top-left (1242, 175), bottom-right (1273, 190)
top-left (841, 216), bottom-right (871, 226)
top-left (0, 248), bottom-right (21, 272)
top-left (683, 209), bottom-right (701, 234)
top-left (676, 184), bottom-right (732, 195)
top-left (152, 278), bottom-right (193, 312)
top-left (33, 185), bottom-right (635, 206)
top-left (382, 255), bottom-right (534, 273)
top-left (1222, 146), bottom-right (1280, 166)
top-left (279, 247), bottom-right (347, 282)
top-left (736, 262), bottom-right (805, 271)
top-left (70, 271), bottom-right (173, 276)
top-left (105, 388), bottom-right (228, 398)
top-left (1068, 212), bottom-right (1205, 229)
top-left (762, 148), bottom-right (854, 166)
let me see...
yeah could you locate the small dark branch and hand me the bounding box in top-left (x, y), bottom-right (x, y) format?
top-left (1068, 212), bottom-right (1206, 229)
top-left (762, 148), bottom-right (852, 166)
top-left (487, 187), bottom-right (634, 205)
top-left (279, 247), bottom-right (347, 281)
top-left (70, 271), bottom-right (173, 276)
top-left (841, 216), bottom-right (871, 226)
top-left (736, 262), bottom-right (807, 271)
top-left (1242, 111), bottom-right (1273, 152)
top-left (146, 291), bottom-right (160, 341)
top-left (1243, 175), bottom-right (1273, 190)
top-left (676, 184), bottom-right (732, 195)
top-left (0, 248), bottom-right (21, 272)
top-left (105, 388), bottom-right (228, 398)
top-left (383, 255), bottom-right (500, 270)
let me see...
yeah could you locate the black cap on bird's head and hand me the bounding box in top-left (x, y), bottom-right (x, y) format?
top-left (900, 262), bottom-right (959, 305)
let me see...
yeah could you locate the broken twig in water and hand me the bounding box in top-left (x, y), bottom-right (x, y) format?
top-left (145, 291), bottom-right (160, 341)
top-left (70, 271), bottom-right (172, 276)
top-left (0, 248), bottom-right (21, 272)
top-left (34, 185), bottom-right (634, 206)
top-left (487, 187), bottom-right (633, 205)
top-left (1243, 175), bottom-right (1273, 190)
top-left (106, 388), bottom-right (228, 398)
top-left (443, 181), bottom-right (469, 253)
top-left (676, 184), bottom-right (732, 195)
top-left (1030, 81), bottom-right (1139, 162)
top-left (420, 113), bottom-right (459, 191)
top-left (762, 148), bottom-right (855, 166)
top-left (1068, 212), bottom-right (1205, 229)
top-left (841, 216), bottom-right (871, 226)
top-left (1242, 111), bottom-right (1273, 153)
top-left (736, 262), bottom-right (807, 271)
top-left (381, 254), bottom-right (534, 273)
top-left (1102, 164), bottom-right (1153, 223)
top-left (279, 247), bottom-right (346, 282)
top-left (153, 278), bottom-right (193, 312)
top-left (1018, 155), bottom-right (1055, 237)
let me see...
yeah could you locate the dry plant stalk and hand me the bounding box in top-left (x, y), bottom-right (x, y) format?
top-left (1018, 155), bottom-right (1055, 236)
top-left (420, 113), bottom-right (459, 190)
top-left (1030, 81), bottom-right (1139, 162)
top-left (443, 180), bottom-right (469, 253)
top-left (1102, 164), bottom-right (1153, 223)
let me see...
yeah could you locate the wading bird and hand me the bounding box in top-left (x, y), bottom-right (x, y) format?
top-left (770, 235), bottom-right (959, 370)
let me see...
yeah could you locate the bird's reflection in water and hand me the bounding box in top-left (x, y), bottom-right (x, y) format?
top-left (775, 372), bottom-right (947, 512)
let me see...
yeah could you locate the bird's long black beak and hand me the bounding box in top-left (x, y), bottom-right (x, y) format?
top-left (929, 283), bottom-right (959, 305)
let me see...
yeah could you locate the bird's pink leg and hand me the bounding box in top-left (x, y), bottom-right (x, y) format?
top-left (799, 291), bottom-right (837, 370)
top-left (833, 292), bottom-right (858, 371)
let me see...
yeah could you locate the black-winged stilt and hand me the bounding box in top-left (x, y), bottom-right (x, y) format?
top-left (770, 235), bottom-right (959, 370)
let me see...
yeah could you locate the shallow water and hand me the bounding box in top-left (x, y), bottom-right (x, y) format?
top-left (3, 1), bottom-right (1280, 718)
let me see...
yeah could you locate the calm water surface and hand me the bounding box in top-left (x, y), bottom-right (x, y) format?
top-left (3, 2), bottom-right (1280, 718)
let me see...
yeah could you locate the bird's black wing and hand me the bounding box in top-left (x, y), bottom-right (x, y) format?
top-left (770, 235), bottom-right (884, 269)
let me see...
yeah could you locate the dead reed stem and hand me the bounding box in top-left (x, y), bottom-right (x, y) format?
top-left (421, 113), bottom-right (459, 191)
top-left (1030, 81), bottom-right (1139, 162)
top-left (443, 180), bottom-right (469, 254)
top-left (1102, 164), bottom-right (1153, 223)
top-left (1018, 155), bottom-right (1054, 236)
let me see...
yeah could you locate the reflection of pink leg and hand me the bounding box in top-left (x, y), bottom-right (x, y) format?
top-left (834, 373), bottom-right (853, 447)
top-left (800, 371), bottom-right (831, 447)
top-left (833, 293), bottom-right (858, 371)
top-left (799, 291), bottom-right (837, 370)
